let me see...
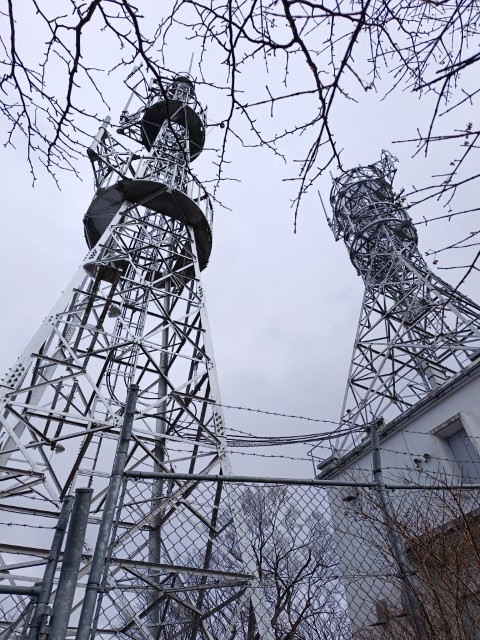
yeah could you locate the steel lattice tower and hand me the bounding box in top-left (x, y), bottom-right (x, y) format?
top-left (326, 151), bottom-right (480, 456)
top-left (0, 73), bottom-right (274, 639)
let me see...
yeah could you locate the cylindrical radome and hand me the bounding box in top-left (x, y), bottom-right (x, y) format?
top-left (329, 150), bottom-right (420, 283)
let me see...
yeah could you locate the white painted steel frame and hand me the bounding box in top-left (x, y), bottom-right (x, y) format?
top-left (0, 75), bottom-right (274, 639)
top-left (324, 152), bottom-right (480, 457)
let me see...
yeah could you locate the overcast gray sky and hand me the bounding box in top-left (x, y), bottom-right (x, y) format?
top-left (1, 4), bottom-right (479, 478)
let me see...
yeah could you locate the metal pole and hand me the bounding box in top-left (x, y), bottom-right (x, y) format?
top-left (148, 275), bottom-right (169, 633)
top-left (370, 420), bottom-right (428, 640)
top-left (28, 495), bottom-right (74, 640)
top-left (76, 384), bottom-right (139, 640)
top-left (49, 488), bottom-right (93, 640)
top-left (89, 479), bottom-right (128, 638)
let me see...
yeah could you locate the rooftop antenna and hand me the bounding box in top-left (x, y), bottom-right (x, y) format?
top-left (318, 189), bottom-right (332, 228)
top-left (120, 64), bottom-right (143, 121)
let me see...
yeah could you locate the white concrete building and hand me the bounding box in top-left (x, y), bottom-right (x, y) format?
top-left (317, 358), bottom-right (480, 637)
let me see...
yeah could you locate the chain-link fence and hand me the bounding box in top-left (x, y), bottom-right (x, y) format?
top-left (2, 478), bottom-right (480, 639)
top-left (327, 482), bottom-right (480, 639)
top-left (0, 596), bottom-right (35, 640)
top-left (90, 477), bottom-right (350, 639)
top-left (88, 477), bottom-right (480, 639)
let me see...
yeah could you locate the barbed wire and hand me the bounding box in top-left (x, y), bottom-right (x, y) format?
top-left (174, 444), bottom-right (316, 463)
top-left (230, 450), bottom-right (314, 463)
top-left (128, 442), bottom-right (318, 464)
top-left (380, 445), bottom-right (480, 469)
top-left (216, 402), bottom-right (341, 425)
top-left (4, 521), bottom-right (55, 530)
top-left (320, 463), bottom-right (480, 481)
top-left (404, 428), bottom-right (480, 440)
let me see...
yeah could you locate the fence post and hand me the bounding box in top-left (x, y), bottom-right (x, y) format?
top-left (75, 383), bottom-right (139, 640)
top-left (370, 420), bottom-right (428, 640)
top-left (49, 488), bottom-right (93, 640)
top-left (27, 495), bottom-right (74, 640)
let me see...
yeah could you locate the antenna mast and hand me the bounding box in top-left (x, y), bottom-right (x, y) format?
top-left (325, 151), bottom-right (480, 456)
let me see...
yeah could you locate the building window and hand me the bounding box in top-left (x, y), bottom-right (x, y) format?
top-left (432, 413), bottom-right (480, 483)
top-left (446, 427), bottom-right (480, 482)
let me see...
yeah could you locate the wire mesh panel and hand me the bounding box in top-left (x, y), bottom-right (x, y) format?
top-left (0, 499), bottom-right (63, 639)
top-left (327, 483), bottom-right (480, 639)
top-left (93, 479), bottom-right (480, 639)
top-left (92, 478), bottom-right (250, 638)
top-left (0, 596), bottom-right (34, 640)
top-left (3, 472), bottom-right (480, 638)
top-left (90, 479), bottom-right (350, 639)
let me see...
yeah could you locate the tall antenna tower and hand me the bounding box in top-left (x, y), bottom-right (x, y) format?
top-left (0, 73), bottom-right (273, 638)
top-left (325, 151), bottom-right (480, 456)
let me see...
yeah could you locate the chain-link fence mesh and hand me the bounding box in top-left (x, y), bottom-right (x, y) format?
top-left (93, 477), bottom-right (253, 639)
top-left (2, 479), bottom-right (480, 639)
top-left (0, 500), bottom-right (62, 640)
top-left (0, 596), bottom-right (33, 639)
top-left (91, 478), bottom-right (350, 639)
top-left (84, 478), bottom-right (480, 639)
top-left (327, 483), bottom-right (480, 639)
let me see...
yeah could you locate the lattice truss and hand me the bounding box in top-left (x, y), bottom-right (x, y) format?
top-left (327, 151), bottom-right (480, 454)
top-left (0, 74), bottom-right (273, 639)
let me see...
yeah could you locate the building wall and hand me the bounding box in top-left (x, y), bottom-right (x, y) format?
top-left (320, 365), bottom-right (480, 636)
